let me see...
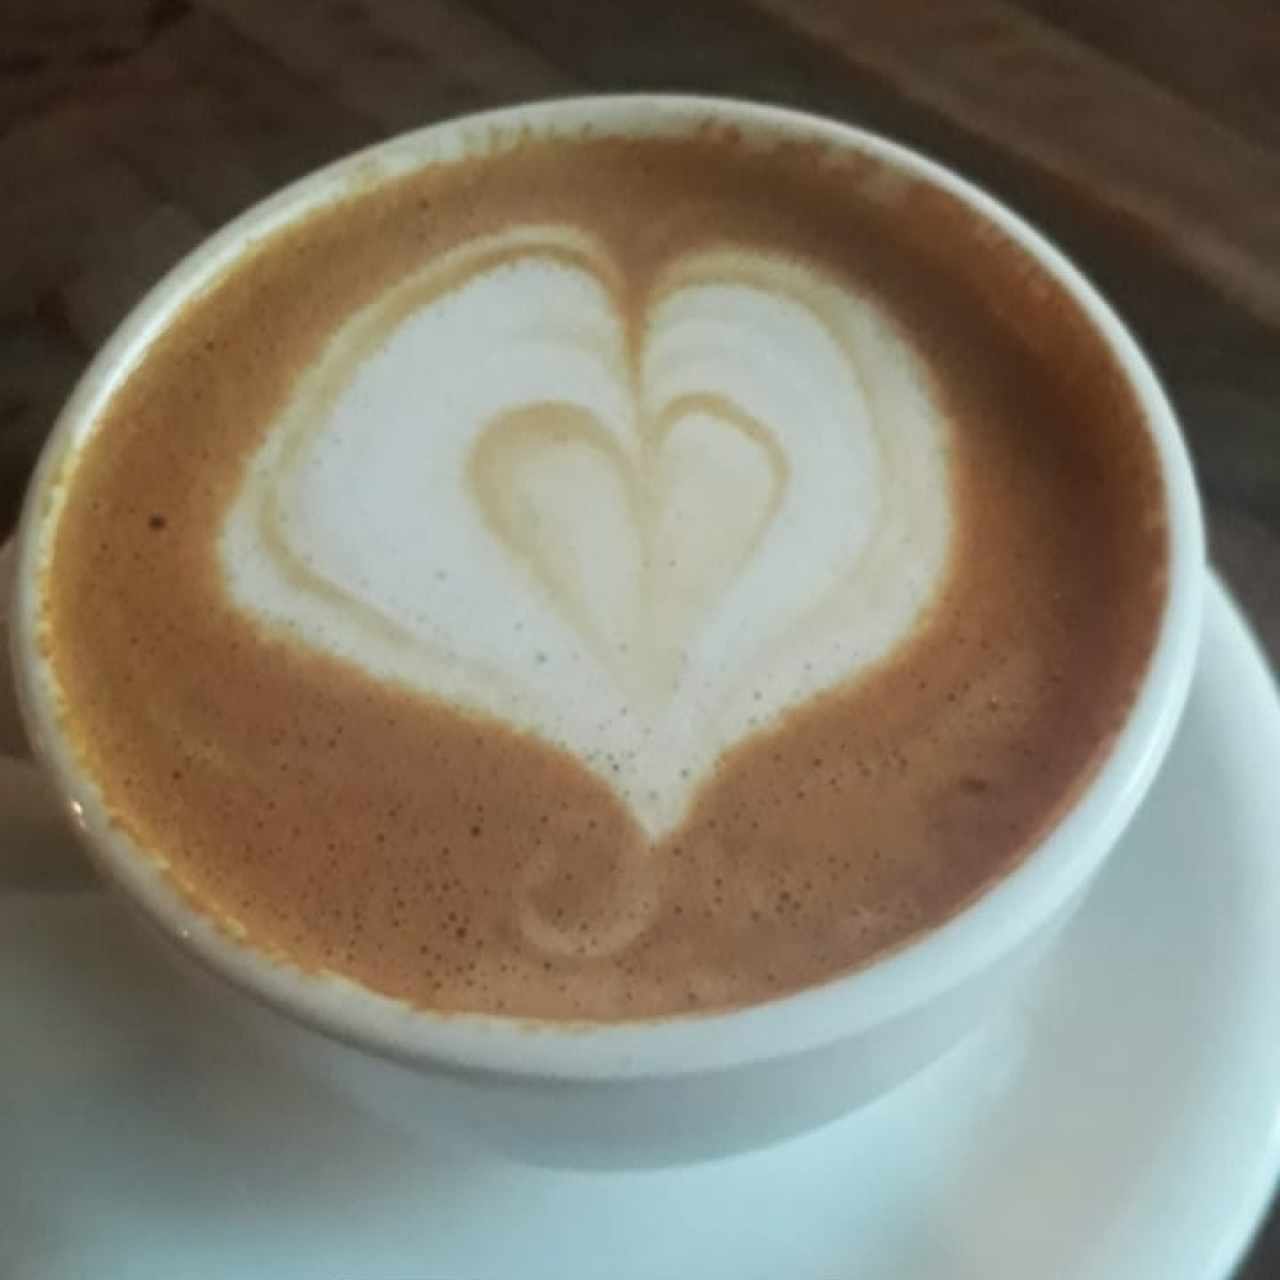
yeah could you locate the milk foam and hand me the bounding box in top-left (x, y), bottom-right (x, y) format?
top-left (222, 225), bottom-right (952, 835)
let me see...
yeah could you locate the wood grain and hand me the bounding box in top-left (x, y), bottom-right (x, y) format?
top-left (746, 0), bottom-right (1280, 327)
top-left (1016, 0), bottom-right (1280, 152)
top-left (204, 0), bottom-right (572, 131)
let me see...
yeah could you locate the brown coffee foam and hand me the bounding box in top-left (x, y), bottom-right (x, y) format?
top-left (41, 129), bottom-right (1167, 1019)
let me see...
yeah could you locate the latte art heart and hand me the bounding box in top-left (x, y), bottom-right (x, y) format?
top-left (470, 390), bottom-right (785, 709)
top-left (222, 226), bottom-right (951, 835)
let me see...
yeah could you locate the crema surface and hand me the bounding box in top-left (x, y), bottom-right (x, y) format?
top-left (42, 124), bottom-right (1167, 1019)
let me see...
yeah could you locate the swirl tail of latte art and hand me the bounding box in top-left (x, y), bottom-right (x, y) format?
top-left (40, 126), bottom-right (1168, 1019)
top-left (223, 226), bottom-right (951, 839)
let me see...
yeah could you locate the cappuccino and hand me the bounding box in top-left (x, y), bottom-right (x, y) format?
top-left (39, 116), bottom-right (1167, 1019)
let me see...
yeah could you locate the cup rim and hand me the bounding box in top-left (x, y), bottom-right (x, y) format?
top-left (11, 93), bottom-right (1205, 1081)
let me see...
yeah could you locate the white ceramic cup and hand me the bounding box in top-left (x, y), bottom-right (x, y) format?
top-left (10, 96), bottom-right (1205, 1167)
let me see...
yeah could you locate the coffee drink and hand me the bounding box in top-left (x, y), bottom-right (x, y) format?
top-left (37, 114), bottom-right (1167, 1020)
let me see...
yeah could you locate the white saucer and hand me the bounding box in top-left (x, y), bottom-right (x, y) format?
top-left (3, 573), bottom-right (1279, 1280)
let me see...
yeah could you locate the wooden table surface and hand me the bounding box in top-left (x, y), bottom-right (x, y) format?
top-left (3, 1), bottom-right (1278, 1272)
